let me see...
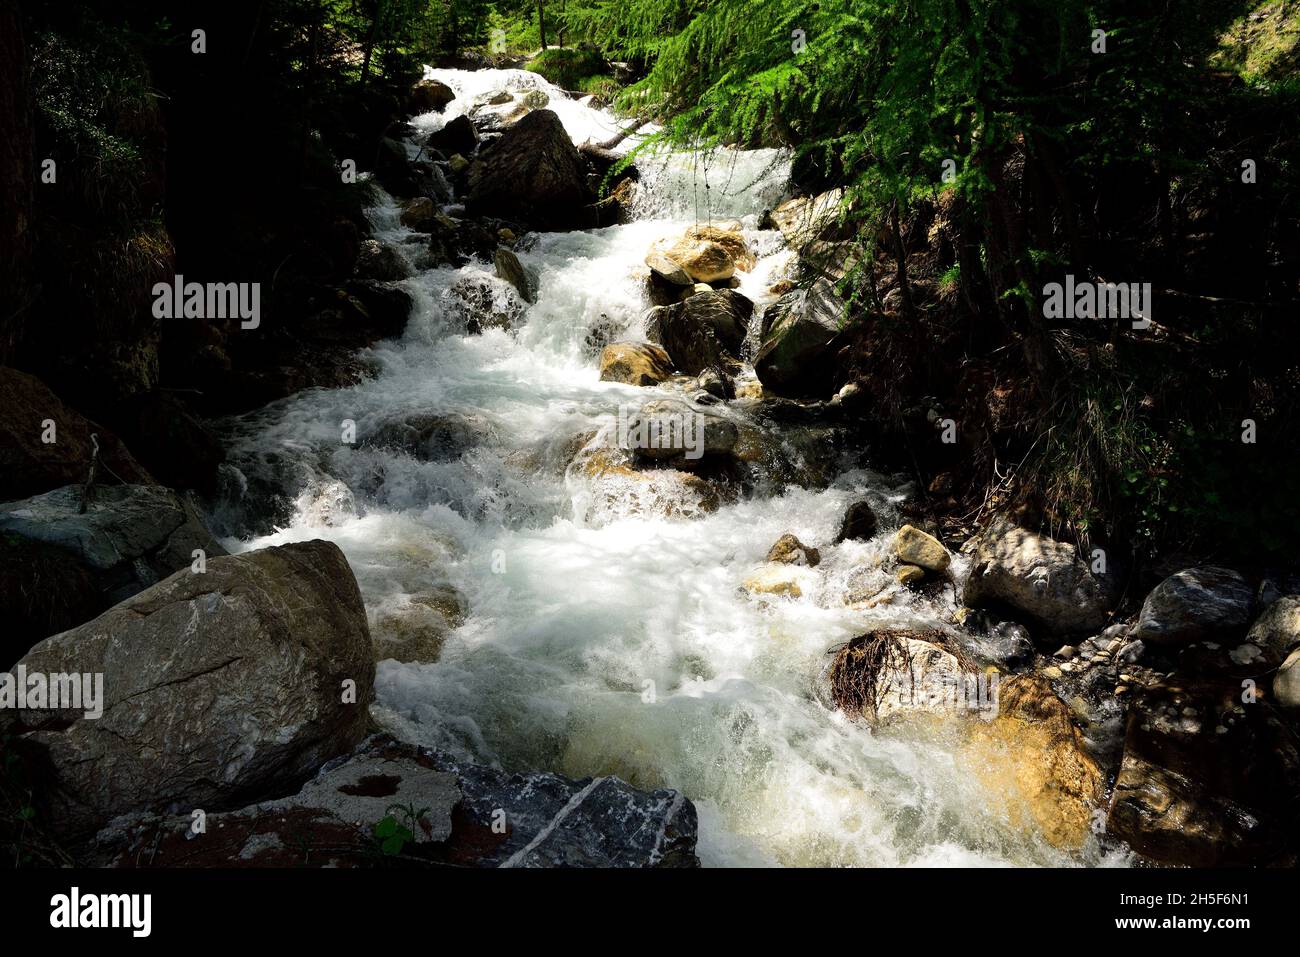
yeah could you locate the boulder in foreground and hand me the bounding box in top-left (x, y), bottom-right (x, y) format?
top-left (12, 540), bottom-right (374, 839)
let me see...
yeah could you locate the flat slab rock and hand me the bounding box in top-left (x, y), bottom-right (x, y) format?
top-left (91, 736), bottom-right (700, 868)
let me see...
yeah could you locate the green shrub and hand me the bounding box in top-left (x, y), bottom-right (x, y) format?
top-left (526, 46), bottom-right (609, 90)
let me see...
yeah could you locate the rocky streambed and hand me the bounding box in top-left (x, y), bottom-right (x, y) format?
top-left (3, 66), bottom-right (1298, 869)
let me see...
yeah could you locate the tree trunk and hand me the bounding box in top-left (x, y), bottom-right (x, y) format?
top-left (537, 1), bottom-right (548, 51)
top-left (890, 204), bottom-right (914, 319)
top-left (0, 0), bottom-right (35, 364)
top-left (359, 1), bottom-right (384, 90)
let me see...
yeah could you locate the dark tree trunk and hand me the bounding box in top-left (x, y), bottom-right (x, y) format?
top-left (890, 204), bottom-right (914, 319)
top-left (359, 1), bottom-right (384, 89)
top-left (537, 1), bottom-right (548, 50)
top-left (0, 0), bottom-right (35, 364)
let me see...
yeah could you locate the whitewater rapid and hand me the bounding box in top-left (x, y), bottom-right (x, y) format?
top-left (210, 68), bottom-right (1121, 867)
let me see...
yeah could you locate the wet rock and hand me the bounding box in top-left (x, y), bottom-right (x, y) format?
top-left (364, 411), bottom-right (494, 461)
top-left (1106, 682), bottom-right (1300, 865)
top-left (572, 442), bottom-right (724, 522)
top-left (962, 675), bottom-right (1105, 849)
top-left (471, 101), bottom-right (529, 134)
top-left (645, 289), bottom-right (753, 376)
top-left (894, 524), bottom-right (950, 572)
top-left (896, 564), bottom-right (926, 585)
top-left (493, 246), bottom-right (535, 303)
top-left (355, 239), bottom-right (412, 282)
top-left (693, 367), bottom-right (735, 401)
top-left (0, 368), bottom-right (154, 501)
top-left (442, 274), bottom-right (527, 334)
top-left (1131, 566), bottom-right (1253, 648)
top-left (834, 499), bottom-right (879, 543)
top-left (626, 399), bottom-right (739, 465)
top-left (12, 540), bottom-right (374, 840)
top-left (426, 114), bottom-right (479, 157)
top-left (753, 280), bottom-right (846, 398)
top-left (409, 78), bottom-right (455, 115)
top-left (400, 197), bottom-right (440, 232)
top-left (742, 565), bottom-right (806, 598)
top-left (372, 584), bottom-right (467, 664)
top-left (424, 212), bottom-right (511, 268)
top-left (685, 225), bottom-right (755, 272)
top-left (664, 238), bottom-right (732, 283)
top-left (962, 519), bottom-right (1118, 637)
top-left (645, 250), bottom-right (693, 287)
top-left (0, 484), bottom-right (226, 606)
top-left (645, 270), bottom-right (687, 307)
top-left (766, 533), bottom-right (820, 567)
top-left (831, 632), bottom-right (973, 722)
top-left (333, 281), bottom-right (414, 342)
top-left (598, 342), bottom-right (673, 387)
top-left (90, 734), bottom-right (700, 868)
top-left (466, 110), bottom-right (593, 231)
top-left (521, 89), bottom-right (550, 111)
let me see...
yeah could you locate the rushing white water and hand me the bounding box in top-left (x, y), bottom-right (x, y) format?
top-left (213, 69), bottom-right (1123, 867)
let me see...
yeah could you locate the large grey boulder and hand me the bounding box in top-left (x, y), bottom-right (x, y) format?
top-left (645, 289), bottom-right (752, 376)
top-left (12, 539), bottom-right (374, 839)
top-left (753, 280), bottom-right (846, 397)
top-left (0, 484), bottom-right (227, 606)
top-left (90, 735), bottom-right (700, 868)
top-left (1246, 595), bottom-right (1300, 663)
top-left (1131, 566), bottom-right (1253, 648)
top-left (467, 110), bottom-right (593, 231)
top-left (962, 519), bottom-right (1119, 636)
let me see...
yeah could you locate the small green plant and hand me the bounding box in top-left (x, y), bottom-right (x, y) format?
top-left (371, 802), bottom-right (431, 857)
